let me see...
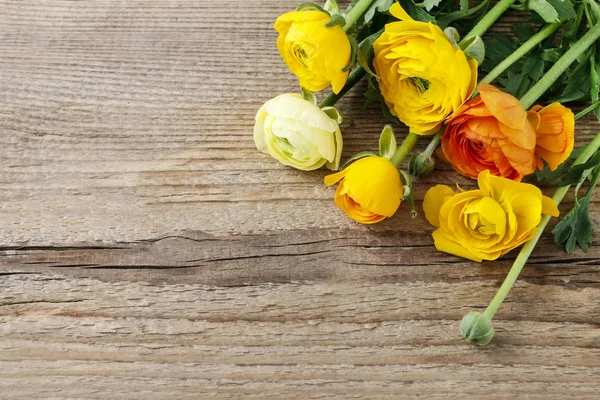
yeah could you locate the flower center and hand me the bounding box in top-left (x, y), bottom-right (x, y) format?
top-left (293, 46), bottom-right (311, 69)
top-left (410, 77), bottom-right (430, 93)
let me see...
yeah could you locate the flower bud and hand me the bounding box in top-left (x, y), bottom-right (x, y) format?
top-left (408, 153), bottom-right (435, 177)
top-left (460, 311), bottom-right (494, 345)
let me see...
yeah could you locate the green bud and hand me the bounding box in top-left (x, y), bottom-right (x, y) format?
top-left (443, 27), bottom-right (460, 49)
top-left (408, 153), bottom-right (435, 177)
top-left (460, 35), bottom-right (485, 65)
top-left (461, 311), bottom-right (494, 346)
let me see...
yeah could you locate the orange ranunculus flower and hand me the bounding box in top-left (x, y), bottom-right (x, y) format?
top-left (528, 103), bottom-right (575, 170)
top-left (324, 156), bottom-right (403, 224)
top-left (440, 83), bottom-right (536, 181)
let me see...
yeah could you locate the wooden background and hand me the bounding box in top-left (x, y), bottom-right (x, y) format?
top-left (1, 1), bottom-right (600, 398)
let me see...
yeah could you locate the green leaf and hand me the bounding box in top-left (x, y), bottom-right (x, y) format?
top-left (416, 0), bottom-right (442, 12)
top-left (558, 150), bottom-right (600, 186)
top-left (541, 48), bottom-right (562, 63)
top-left (590, 48), bottom-right (600, 120)
top-left (546, 0), bottom-right (577, 20)
top-left (480, 34), bottom-right (517, 73)
top-left (513, 23), bottom-right (536, 43)
top-left (301, 87), bottom-right (317, 105)
top-left (498, 71), bottom-right (525, 97)
top-left (362, 0), bottom-right (394, 24)
top-left (533, 161), bottom-right (567, 183)
top-left (523, 56), bottom-right (545, 80)
top-left (341, 151), bottom-right (377, 170)
top-left (574, 165), bottom-right (597, 199)
top-left (532, 147), bottom-right (584, 184)
top-left (379, 124), bottom-right (398, 159)
top-left (357, 29), bottom-right (383, 79)
top-left (552, 194), bottom-right (593, 254)
top-left (556, 57), bottom-right (592, 102)
top-left (527, 0), bottom-right (560, 23)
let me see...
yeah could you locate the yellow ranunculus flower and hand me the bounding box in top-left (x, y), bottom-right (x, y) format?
top-left (373, 3), bottom-right (478, 135)
top-left (423, 170), bottom-right (559, 262)
top-left (254, 93), bottom-right (343, 171)
top-left (275, 10), bottom-right (351, 94)
top-left (325, 156), bottom-right (403, 224)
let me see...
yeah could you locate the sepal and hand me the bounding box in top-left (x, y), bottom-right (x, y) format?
top-left (296, 2), bottom-right (331, 15)
top-left (325, 13), bottom-right (346, 27)
top-left (378, 124), bottom-right (397, 160)
top-left (301, 86), bottom-right (317, 105)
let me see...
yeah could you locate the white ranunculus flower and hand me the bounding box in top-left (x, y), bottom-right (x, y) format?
top-left (254, 93), bottom-right (343, 171)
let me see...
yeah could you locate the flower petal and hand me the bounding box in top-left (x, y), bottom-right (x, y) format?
top-left (423, 185), bottom-right (456, 227)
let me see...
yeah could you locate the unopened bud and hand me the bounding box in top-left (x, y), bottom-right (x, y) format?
top-left (461, 311), bottom-right (494, 346)
top-left (408, 153), bottom-right (435, 177)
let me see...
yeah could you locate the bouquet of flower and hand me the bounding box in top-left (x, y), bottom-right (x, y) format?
top-left (254, 0), bottom-right (600, 345)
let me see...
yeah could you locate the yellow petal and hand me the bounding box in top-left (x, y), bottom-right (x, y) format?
top-left (432, 230), bottom-right (484, 262)
top-left (389, 3), bottom-right (414, 21)
top-left (423, 185), bottom-right (456, 227)
top-left (542, 196), bottom-right (559, 217)
top-left (342, 157), bottom-right (403, 217)
top-left (324, 170), bottom-right (346, 186)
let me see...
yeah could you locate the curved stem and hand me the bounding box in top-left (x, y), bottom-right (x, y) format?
top-left (478, 22), bottom-right (561, 87)
top-left (575, 99), bottom-right (600, 120)
top-left (343, 0), bottom-right (374, 31)
top-left (520, 23), bottom-right (600, 109)
top-left (319, 66), bottom-right (366, 108)
top-left (483, 131), bottom-right (600, 320)
top-left (462, 0), bottom-right (517, 42)
top-left (390, 132), bottom-right (419, 167)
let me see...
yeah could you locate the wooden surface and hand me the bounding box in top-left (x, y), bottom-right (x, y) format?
top-left (1, 1), bottom-right (600, 398)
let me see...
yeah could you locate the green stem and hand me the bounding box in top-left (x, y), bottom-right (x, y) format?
top-left (343, 0), bottom-right (374, 31)
top-left (422, 131), bottom-right (442, 158)
top-left (462, 0), bottom-right (516, 41)
top-left (390, 132), bottom-right (419, 167)
top-left (478, 22), bottom-right (561, 87)
top-left (520, 23), bottom-right (600, 109)
top-left (319, 66), bottom-right (366, 108)
top-left (483, 131), bottom-right (600, 320)
top-left (575, 99), bottom-right (600, 120)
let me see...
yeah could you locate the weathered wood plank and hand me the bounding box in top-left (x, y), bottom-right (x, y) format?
top-left (1, 0), bottom-right (600, 398)
top-left (1, 274), bottom-right (600, 399)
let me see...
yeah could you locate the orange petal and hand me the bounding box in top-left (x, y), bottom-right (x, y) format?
top-left (478, 83), bottom-right (527, 130)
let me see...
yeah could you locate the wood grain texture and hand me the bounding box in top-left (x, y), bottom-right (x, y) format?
top-left (1, 0), bottom-right (600, 398)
